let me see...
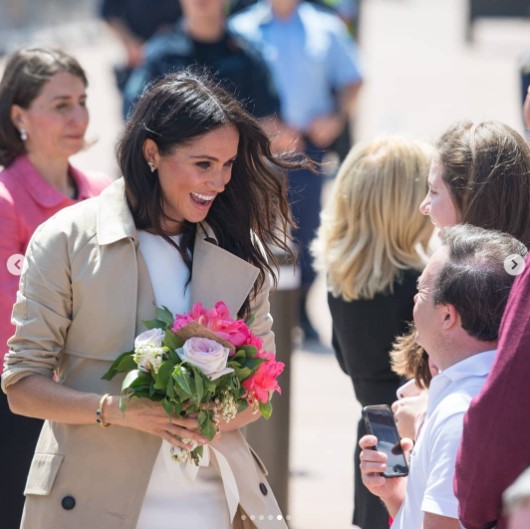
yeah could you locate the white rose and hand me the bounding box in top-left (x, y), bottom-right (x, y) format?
top-left (135, 328), bottom-right (165, 348)
top-left (133, 328), bottom-right (166, 374)
top-left (177, 337), bottom-right (234, 380)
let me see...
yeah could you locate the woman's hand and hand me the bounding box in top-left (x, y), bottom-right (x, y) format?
top-left (107, 396), bottom-right (208, 450)
top-left (359, 434), bottom-right (412, 517)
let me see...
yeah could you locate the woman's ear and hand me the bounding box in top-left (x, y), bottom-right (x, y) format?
top-left (142, 138), bottom-right (160, 166)
top-left (10, 105), bottom-right (26, 129)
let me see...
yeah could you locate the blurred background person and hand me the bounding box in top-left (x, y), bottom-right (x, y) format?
top-left (229, 0), bottom-right (360, 35)
top-left (99, 0), bottom-right (182, 94)
top-left (311, 137), bottom-right (433, 528)
top-left (0, 47), bottom-right (110, 529)
top-left (122, 0), bottom-right (281, 134)
top-left (230, 0), bottom-right (363, 342)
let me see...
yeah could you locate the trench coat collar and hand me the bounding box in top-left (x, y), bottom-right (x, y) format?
top-left (96, 178), bottom-right (259, 317)
top-left (96, 178), bottom-right (137, 245)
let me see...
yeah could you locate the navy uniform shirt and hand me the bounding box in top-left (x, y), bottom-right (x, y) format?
top-left (123, 23), bottom-right (281, 119)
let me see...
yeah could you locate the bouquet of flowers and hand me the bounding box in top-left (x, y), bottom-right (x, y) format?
top-left (103, 301), bottom-right (284, 465)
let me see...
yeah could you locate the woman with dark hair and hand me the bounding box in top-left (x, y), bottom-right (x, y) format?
top-left (390, 120), bottom-right (530, 437)
top-left (0, 47), bottom-right (110, 528)
top-left (1, 69), bottom-right (309, 529)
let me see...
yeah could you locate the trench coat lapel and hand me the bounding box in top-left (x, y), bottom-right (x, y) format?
top-left (190, 230), bottom-right (259, 318)
top-left (133, 224), bottom-right (259, 334)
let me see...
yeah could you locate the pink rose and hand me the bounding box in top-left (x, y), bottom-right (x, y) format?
top-left (244, 332), bottom-right (263, 351)
top-left (172, 302), bottom-right (208, 332)
top-left (177, 337), bottom-right (234, 380)
top-left (242, 352), bottom-right (284, 403)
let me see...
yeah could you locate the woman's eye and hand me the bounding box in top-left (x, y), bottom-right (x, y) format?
top-left (196, 161), bottom-right (211, 169)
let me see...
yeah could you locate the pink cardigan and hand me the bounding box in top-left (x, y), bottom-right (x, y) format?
top-left (0, 156), bottom-right (111, 367)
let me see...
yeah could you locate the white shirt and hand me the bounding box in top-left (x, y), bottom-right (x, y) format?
top-left (392, 349), bottom-right (497, 529)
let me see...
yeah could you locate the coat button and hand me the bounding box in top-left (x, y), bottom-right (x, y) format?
top-left (61, 496), bottom-right (76, 510)
top-left (259, 482), bottom-right (268, 496)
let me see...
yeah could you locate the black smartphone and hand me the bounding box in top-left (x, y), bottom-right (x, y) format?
top-left (362, 404), bottom-right (409, 478)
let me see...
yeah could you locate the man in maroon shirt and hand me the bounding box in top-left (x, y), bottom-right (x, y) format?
top-left (455, 253), bottom-right (530, 529)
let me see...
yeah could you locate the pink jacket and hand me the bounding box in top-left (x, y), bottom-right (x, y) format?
top-left (0, 156), bottom-right (110, 366)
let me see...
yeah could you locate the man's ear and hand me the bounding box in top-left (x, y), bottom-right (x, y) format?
top-left (440, 303), bottom-right (459, 330)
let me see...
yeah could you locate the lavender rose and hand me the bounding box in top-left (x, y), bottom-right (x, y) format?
top-left (177, 337), bottom-right (234, 380)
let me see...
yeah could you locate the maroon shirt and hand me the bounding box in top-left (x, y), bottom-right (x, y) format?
top-left (455, 253), bottom-right (530, 529)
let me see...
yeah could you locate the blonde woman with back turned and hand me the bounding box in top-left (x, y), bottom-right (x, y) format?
top-left (311, 137), bottom-right (433, 529)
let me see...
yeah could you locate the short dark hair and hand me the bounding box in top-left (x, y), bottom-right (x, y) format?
top-left (437, 121), bottom-right (530, 247)
top-left (434, 224), bottom-right (527, 341)
top-left (117, 69), bottom-right (312, 317)
top-left (0, 47), bottom-right (88, 167)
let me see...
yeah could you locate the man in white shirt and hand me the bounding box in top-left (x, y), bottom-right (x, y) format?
top-left (359, 224), bottom-right (527, 529)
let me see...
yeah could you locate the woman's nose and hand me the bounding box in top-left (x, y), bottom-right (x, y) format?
top-left (419, 194), bottom-right (430, 215)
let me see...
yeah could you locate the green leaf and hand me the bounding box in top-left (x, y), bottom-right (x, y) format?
top-left (166, 377), bottom-right (175, 399)
top-left (232, 366), bottom-right (252, 380)
top-left (164, 330), bottom-right (183, 351)
top-left (153, 360), bottom-right (173, 390)
top-left (259, 401), bottom-right (273, 419)
top-left (102, 351), bottom-right (135, 380)
top-left (156, 306), bottom-right (175, 327)
top-left (161, 398), bottom-right (174, 418)
top-left (239, 345), bottom-right (259, 357)
top-left (232, 349), bottom-right (246, 360)
top-left (198, 410), bottom-right (216, 440)
top-left (244, 357), bottom-right (266, 371)
top-left (194, 369), bottom-right (204, 403)
top-left (168, 348), bottom-right (180, 363)
top-left (143, 319), bottom-right (167, 330)
top-left (121, 369), bottom-right (143, 390)
top-left (173, 365), bottom-right (194, 396)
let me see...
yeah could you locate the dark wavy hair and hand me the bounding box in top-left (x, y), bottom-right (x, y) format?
top-left (0, 47), bottom-right (88, 167)
top-left (117, 69), bottom-right (312, 318)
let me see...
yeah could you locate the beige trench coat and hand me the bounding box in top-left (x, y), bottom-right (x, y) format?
top-left (2, 179), bottom-right (288, 529)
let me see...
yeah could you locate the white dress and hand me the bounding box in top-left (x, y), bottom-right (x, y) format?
top-left (135, 231), bottom-right (231, 529)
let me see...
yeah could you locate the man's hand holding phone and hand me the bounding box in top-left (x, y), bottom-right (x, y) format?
top-left (359, 433), bottom-right (413, 517)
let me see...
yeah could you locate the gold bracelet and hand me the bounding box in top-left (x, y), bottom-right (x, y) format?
top-left (96, 393), bottom-right (111, 428)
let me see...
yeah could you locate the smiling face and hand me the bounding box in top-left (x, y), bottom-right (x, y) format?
top-left (10, 71), bottom-right (88, 162)
top-left (419, 156), bottom-right (459, 230)
top-left (144, 124), bottom-right (240, 233)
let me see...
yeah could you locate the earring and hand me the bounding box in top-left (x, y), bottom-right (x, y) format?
top-left (147, 161), bottom-right (156, 173)
top-left (19, 129), bottom-right (28, 142)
